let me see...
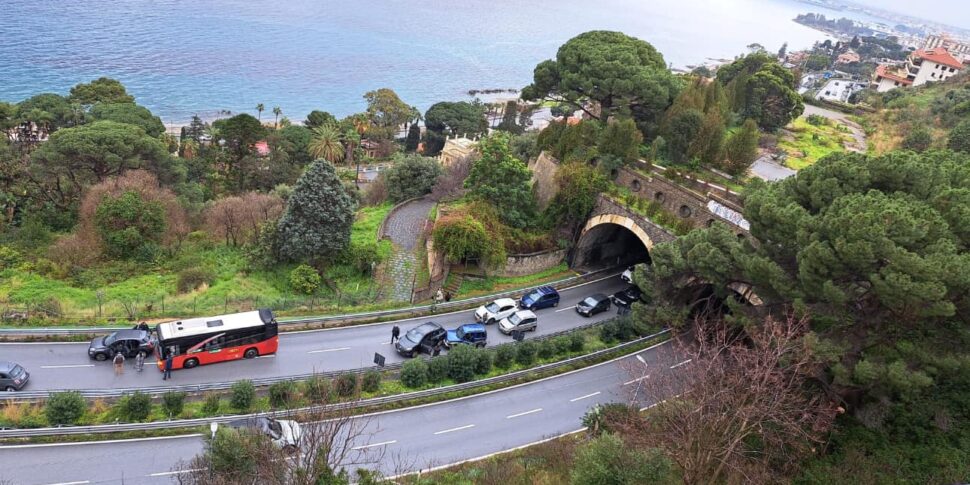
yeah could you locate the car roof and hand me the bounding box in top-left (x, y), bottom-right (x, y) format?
top-left (588, 293), bottom-right (608, 301)
top-left (111, 329), bottom-right (148, 339)
top-left (415, 322), bottom-right (442, 333)
top-left (513, 310), bottom-right (537, 319)
top-left (528, 286), bottom-right (557, 296)
top-left (459, 323), bottom-right (486, 332)
top-left (491, 298), bottom-right (517, 306)
top-left (0, 361), bottom-right (19, 371)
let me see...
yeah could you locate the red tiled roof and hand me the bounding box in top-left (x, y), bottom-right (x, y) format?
top-left (913, 48), bottom-right (964, 69)
top-left (875, 64), bottom-right (913, 85)
top-left (253, 140), bottom-right (270, 156)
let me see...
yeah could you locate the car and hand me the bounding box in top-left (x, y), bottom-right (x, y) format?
top-left (475, 298), bottom-right (518, 324)
top-left (395, 322), bottom-right (447, 357)
top-left (225, 416), bottom-right (302, 452)
top-left (620, 266), bottom-right (635, 283)
top-left (576, 293), bottom-right (611, 317)
top-left (519, 286), bottom-right (560, 311)
top-left (88, 329), bottom-right (155, 361)
top-left (498, 310), bottom-right (538, 335)
top-left (612, 285), bottom-right (644, 308)
top-left (445, 323), bottom-right (487, 348)
top-left (0, 361), bottom-right (29, 391)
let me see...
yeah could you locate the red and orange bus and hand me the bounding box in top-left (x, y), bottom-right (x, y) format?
top-left (155, 309), bottom-right (279, 370)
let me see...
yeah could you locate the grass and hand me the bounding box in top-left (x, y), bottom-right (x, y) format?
top-left (777, 118), bottom-right (853, 170)
top-left (457, 263), bottom-right (575, 296)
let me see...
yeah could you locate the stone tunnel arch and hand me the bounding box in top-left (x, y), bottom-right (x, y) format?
top-left (572, 214), bottom-right (653, 270)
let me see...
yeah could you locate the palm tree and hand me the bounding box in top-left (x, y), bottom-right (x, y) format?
top-left (308, 124), bottom-right (345, 164)
top-left (256, 103), bottom-right (265, 122)
top-left (272, 106), bottom-right (282, 129)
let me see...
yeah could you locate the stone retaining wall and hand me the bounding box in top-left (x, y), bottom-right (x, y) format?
top-left (495, 249), bottom-right (567, 277)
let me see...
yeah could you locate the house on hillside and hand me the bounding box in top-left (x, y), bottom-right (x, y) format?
top-left (872, 48), bottom-right (964, 92)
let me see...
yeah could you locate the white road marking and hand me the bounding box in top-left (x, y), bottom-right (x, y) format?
top-left (351, 440), bottom-right (397, 450)
top-left (149, 469), bottom-right (202, 477)
top-left (41, 481), bottom-right (89, 485)
top-left (554, 305), bottom-right (576, 313)
top-left (506, 408), bottom-right (543, 419)
top-left (39, 364), bottom-right (95, 369)
top-left (433, 424), bottom-right (475, 435)
top-left (257, 354), bottom-right (276, 358)
top-left (308, 347), bottom-right (351, 354)
top-left (570, 391), bottom-right (601, 402)
top-left (623, 375), bottom-right (650, 386)
top-left (670, 359), bottom-right (692, 369)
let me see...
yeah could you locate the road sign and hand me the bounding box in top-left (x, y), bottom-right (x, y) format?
top-left (373, 352), bottom-right (386, 367)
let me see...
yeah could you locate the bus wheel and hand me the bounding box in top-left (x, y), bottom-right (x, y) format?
top-left (244, 348), bottom-right (259, 359)
top-left (183, 358), bottom-right (199, 369)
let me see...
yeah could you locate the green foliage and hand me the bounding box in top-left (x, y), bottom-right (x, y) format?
top-left (581, 403), bottom-right (640, 435)
top-left (432, 214), bottom-right (504, 266)
top-left (400, 359), bottom-right (429, 388)
top-left (276, 160), bottom-right (357, 263)
top-left (304, 375), bottom-right (332, 402)
top-left (597, 119), bottom-right (643, 166)
top-left (94, 190), bottom-right (166, 260)
top-left (120, 391), bottom-right (152, 421)
top-left (384, 154), bottom-right (442, 202)
top-left (423, 101), bottom-right (488, 155)
top-left (230, 380), bottom-right (256, 411)
top-left (948, 119), bottom-right (970, 153)
top-left (663, 108), bottom-right (704, 164)
top-left (444, 344), bottom-right (476, 383)
top-left (546, 161), bottom-right (609, 227)
top-left (493, 344), bottom-right (516, 369)
top-left (717, 52), bottom-right (804, 131)
top-left (472, 347), bottom-right (492, 375)
top-left (335, 373), bottom-right (358, 397)
top-left (90, 102), bottom-right (165, 137)
top-left (45, 391), bottom-right (87, 425)
top-left (569, 332), bottom-right (586, 352)
top-left (805, 53), bottom-right (832, 71)
top-left (464, 132), bottom-right (536, 229)
top-left (69, 77), bottom-right (134, 105)
top-left (538, 120), bottom-right (601, 163)
top-left (305, 110), bottom-right (337, 129)
top-left (202, 393), bottom-right (221, 414)
top-left (901, 125), bottom-right (933, 152)
top-left (268, 381), bottom-right (297, 408)
top-left (404, 123), bottom-right (421, 152)
top-left (496, 100), bottom-right (525, 134)
top-left (537, 339), bottom-right (557, 359)
top-left (213, 114), bottom-right (266, 159)
top-left (722, 119), bottom-right (760, 175)
top-left (363, 88), bottom-right (416, 140)
top-left (176, 267), bottom-right (215, 293)
top-left (204, 427), bottom-right (261, 479)
top-left (427, 355), bottom-right (449, 383)
top-left (570, 433), bottom-right (674, 485)
top-left (515, 341), bottom-right (538, 366)
top-left (162, 391), bottom-right (186, 417)
top-left (0, 245), bottom-right (23, 270)
top-left (361, 369), bottom-right (382, 393)
top-left (289, 264), bottom-right (321, 295)
top-left (16, 93), bottom-right (74, 132)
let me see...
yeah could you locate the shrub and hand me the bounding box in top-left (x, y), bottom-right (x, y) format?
top-left (230, 380), bottom-right (255, 411)
top-left (384, 154), bottom-right (443, 202)
top-left (553, 336), bottom-right (572, 355)
top-left (493, 344), bottom-right (516, 369)
top-left (427, 355), bottom-right (449, 383)
top-left (176, 267), bottom-right (215, 293)
top-left (0, 246), bottom-right (22, 270)
top-left (269, 381), bottom-right (297, 408)
top-left (902, 126), bottom-right (932, 152)
top-left (45, 391), bottom-right (87, 425)
top-left (121, 391), bottom-right (152, 421)
top-left (538, 339), bottom-right (558, 360)
top-left (570, 433), bottom-right (674, 485)
top-left (515, 341), bottom-right (538, 366)
top-left (95, 190), bottom-right (167, 260)
top-left (400, 359), bottom-right (429, 388)
top-left (201, 393), bottom-right (221, 415)
top-left (304, 375), bottom-right (332, 402)
top-left (600, 322), bottom-right (619, 343)
top-left (162, 391), bottom-right (186, 417)
top-left (361, 370), bottom-right (382, 393)
top-left (582, 403), bottom-right (641, 436)
top-left (569, 332), bottom-right (586, 352)
top-left (473, 348), bottom-right (492, 375)
top-left (289, 264), bottom-right (321, 295)
top-left (335, 373), bottom-right (358, 397)
top-left (447, 344), bottom-right (478, 383)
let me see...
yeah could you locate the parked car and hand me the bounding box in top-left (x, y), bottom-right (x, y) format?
top-left (499, 310), bottom-right (538, 335)
top-left (225, 416), bottom-right (302, 452)
top-left (88, 329), bottom-right (155, 361)
top-left (612, 285), bottom-right (644, 308)
top-left (576, 294), bottom-right (611, 317)
top-left (519, 286), bottom-right (560, 311)
top-left (475, 298), bottom-right (518, 324)
top-left (620, 266), bottom-right (635, 283)
top-left (0, 361), bottom-right (29, 391)
top-left (445, 323), bottom-right (488, 348)
top-left (395, 322), bottom-right (447, 357)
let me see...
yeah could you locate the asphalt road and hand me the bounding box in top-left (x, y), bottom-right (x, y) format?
top-left (0, 276), bottom-right (627, 392)
top-left (0, 335), bottom-right (686, 484)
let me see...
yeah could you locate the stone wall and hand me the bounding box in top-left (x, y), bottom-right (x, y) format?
top-left (529, 151), bottom-right (561, 210)
top-left (495, 249), bottom-right (567, 277)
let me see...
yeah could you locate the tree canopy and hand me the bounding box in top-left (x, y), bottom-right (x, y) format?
top-left (464, 132), bottom-right (536, 229)
top-left (383, 154), bottom-right (442, 202)
top-left (423, 101), bottom-right (488, 155)
top-left (304, 110), bottom-right (336, 129)
top-left (275, 160), bottom-right (356, 264)
top-left (68, 77), bottom-right (135, 106)
top-left (717, 52), bottom-right (803, 131)
top-left (213, 114), bottom-right (266, 158)
top-left (89, 103), bottom-right (165, 137)
top-left (363, 88), bottom-right (416, 140)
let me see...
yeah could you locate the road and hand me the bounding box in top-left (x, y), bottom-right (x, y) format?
top-left (0, 335), bottom-right (685, 484)
top-left (0, 276), bottom-right (627, 392)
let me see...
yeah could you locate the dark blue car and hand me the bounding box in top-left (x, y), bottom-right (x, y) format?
top-left (519, 286), bottom-right (560, 311)
top-left (445, 323), bottom-right (488, 348)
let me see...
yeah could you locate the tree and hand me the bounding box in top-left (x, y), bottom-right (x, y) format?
top-left (404, 123), bottom-right (420, 152)
top-left (597, 118), bottom-right (643, 167)
top-left (308, 124), bottom-right (345, 164)
top-left (363, 88), bottom-right (415, 140)
top-left (94, 190), bottom-right (166, 259)
top-left (464, 132), bottom-right (536, 228)
top-left (717, 52), bottom-right (804, 131)
top-left (948, 119), bottom-right (970, 153)
top-left (432, 213), bottom-right (501, 265)
top-left (901, 125), bottom-right (933, 152)
top-left (305, 110), bottom-right (336, 129)
top-left (68, 77), bottom-right (134, 106)
top-left (721, 119), bottom-right (760, 174)
top-left (663, 109), bottom-right (704, 164)
top-left (255, 103), bottom-right (264, 121)
top-left (521, 31), bottom-right (681, 137)
top-left (272, 106), bottom-right (282, 129)
top-left (546, 161), bottom-right (608, 228)
top-left (383, 154), bottom-right (442, 202)
top-left (277, 125), bottom-right (313, 165)
top-left (805, 53), bottom-right (831, 71)
top-left (16, 93), bottom-right (75, 136)
top-left (289, 264), bottom-right (321, 295)
top-left (423, 101), bottom-right (488, 155)
top-left (204, 192), bottom-right (284, 246)
top-left (90, 102), bottom-right (165, 137)
top-left (689, 110), bottom-right (726, 165)
top-left (496, 100), bottom-right (524, 134)
top-left (213, 114), bottom-right (266, 159)
top-left (276, 160), bottom-right (356, 265)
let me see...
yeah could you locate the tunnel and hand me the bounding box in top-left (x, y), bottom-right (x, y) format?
top-left (571, 222), bottom-right (651, 271)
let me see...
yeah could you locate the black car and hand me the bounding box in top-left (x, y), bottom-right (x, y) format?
top-left (395, 322), bottom-right (447, 357)
top-left (575, 293), bottom-right (611, 317)
top-left (88, 329), bottom-right (154, 361)
top-left (612, 285), bottom-right (644, 308)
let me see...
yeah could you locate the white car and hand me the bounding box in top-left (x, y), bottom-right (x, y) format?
top-left (475, 298), bottom-right (518, 324)
top-left (224, 417), bottom-right (303, 452)
top-left (621, 266), bottom-right (635, 283)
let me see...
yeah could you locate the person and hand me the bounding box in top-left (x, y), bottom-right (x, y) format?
top-left (391, 325), bottom-right (400, 344)
top-left (163, 353), bottom-right (174, 380)
top-left (434, 289), bottom-right (444, 303)
top-left (432, 341), bottom-right (442, 357)
top-left (136, 321), bottom-right (151, 334)
top-left (444, 291), bottom-right (452, 302)
top-left (135, 351), bottom-right (145, 372)
top-left (113, 352), bottom-right (125, 375)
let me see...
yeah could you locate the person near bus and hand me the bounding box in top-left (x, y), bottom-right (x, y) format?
top-left (163, 354), bottom-right (173, 380)
top-left (391, 325), bottom-right (400, 344)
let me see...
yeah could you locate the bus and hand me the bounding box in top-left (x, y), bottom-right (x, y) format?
top-left (155, 309), bottom-right (279, 371)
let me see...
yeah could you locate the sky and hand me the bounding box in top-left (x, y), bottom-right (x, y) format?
top-left (848, 0), bottom-right (970, 31)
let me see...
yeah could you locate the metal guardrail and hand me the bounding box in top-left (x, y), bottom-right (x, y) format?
top-left (0, 328), bottom-right (670, 438)
top-left (0, 316), bottom-right (625, 402)
top-left (0, 269), bottom-right (617, 338)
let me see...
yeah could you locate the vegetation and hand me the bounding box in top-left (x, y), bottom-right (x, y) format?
top-left (716, 52), bottom-right (804, 131)
top-left (776, 117), bottom-right (851, 169)
top-left (275, 160), bottom-right (356, 266)
top-left (423, 101), bottom-right (488, 155)
top-left (465, 132), bottom-right (536, 229)
top-left (383, 154), bottom-right (442, 202)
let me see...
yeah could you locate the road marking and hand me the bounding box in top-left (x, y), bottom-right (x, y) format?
top-left (351, 440), bottom-right (397, 450)
top-left (149, 469), bottom-right (201, 477)
top-left (41, 481), bottom-right (89, 485)
top-left (554, 305), bottom-right (576, 313)
top-left (308, 347), bottom-right (351, 354)
top-left (623, 375), bottom-right (650, 386)
top-left (570, 391), bottom-right (601, 402)
top-left (506, 408), bottom-right (542, 419)
top-left (433, 424), bottom-right (475, 435)
top-left (670, 359), bottom-right (692, 369)
top-left (39, 364), bottom-right (95, 369)
top-left (257, 354), bottom-right (276, 359)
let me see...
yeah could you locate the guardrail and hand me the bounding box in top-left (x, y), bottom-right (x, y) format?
top-left (0, 315), bottom-right (626, 402)
top-left (0, 268), bottom-right (618, 338)
top-left (0, 327), bottom-right (670, 438)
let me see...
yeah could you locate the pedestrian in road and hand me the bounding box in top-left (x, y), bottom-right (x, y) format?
top-left (163, 353), bottom-right (174, 380)
top-left (135, 351), bottom-right (145, 372)
top-left (391, 325), bottom-right (400, 344)
top-left (113, 352), bottom-right (125, 375)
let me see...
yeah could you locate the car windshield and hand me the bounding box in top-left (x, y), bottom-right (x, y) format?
top-left (405, 328), bottom-right (423, 342)
top-left (10, 365), bottom-right (24, 378)
top-left (485, 302), bottom-right (499, 312)
top-left (103, 334), bottom-right (117, 346)
top-left (509, 314), bottom-right (521, 325)
top-left (581, 297), bottom-right (598, 306)
top-left (267, 420), bottom-right (283, 440)
top-left (455, 327), bottom-right (465, 339)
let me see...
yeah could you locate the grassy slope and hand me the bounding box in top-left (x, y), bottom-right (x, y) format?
top-left (778, 118), bottom-right (852, 170)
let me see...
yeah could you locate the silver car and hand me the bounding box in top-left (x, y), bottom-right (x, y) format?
top-left (498, 310), bottom-right (538, 335)
top-left (0, 361), bottom-right (28, 391)
top-left (225, 416), bottom-right (303, 452)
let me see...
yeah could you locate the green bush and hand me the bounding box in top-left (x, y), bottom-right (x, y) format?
top-left (569, 332), bottom-right (586, 352)
top-left (516, 341), bottom-right (538, 366)
top-left (570, 433), bottom-right (673, 485)
top-left (0, 245), bottom-right (23, 270)
top-left (202, 393), bottom-right (221, 414)
top-left (304, 375), bottom-right (331, 402)
top-left (553, 336), bottom-right (572, 355)
top-left (230, 380), bottom-right (255, 411)
top-left (400, 359), bottom-right (429, 388)
top-left (582, 403), bottom-right (641, 436)
top-left (269, 381), bottom-right (297, 408)
top-left (335, 373), bottom-right (358, 397)
top-left (361, 370), bottom-right (382, 393)
top-left (95, 191), bottom-right (166, 260)
top-left (45, 391), bottom-right (87, 425)
top-left (493, 344), bottom-right (516, 369)
top-left (538, 339), bottom-right (557, 360)
top-left (289, 264), bottom-right (321, 295)
top-left (473, 348), bottom-right (492, 375)
top-left (176, 267), bottom-right (216, 293)
top-left (121, 391), bottom-right (152, 421)
top-left (600, 322), bottom-right (619, 343)
top-left (427, 355), bottom-right (449, 383)
top-left (162, 391), bottom-right (186, 417)
top-left (447, 344), bottom-right (478, 383)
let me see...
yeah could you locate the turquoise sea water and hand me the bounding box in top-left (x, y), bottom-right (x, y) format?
top-left (1, 0), bottom-right (845, 123)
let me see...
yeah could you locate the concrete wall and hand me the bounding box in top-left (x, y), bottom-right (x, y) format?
top-left (495, 249), bottom-right (567, 277)
top-left (529, 151), bottom-right (561, 211)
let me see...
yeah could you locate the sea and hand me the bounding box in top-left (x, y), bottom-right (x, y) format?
top-left (0, 0), bottom-right (862, 124)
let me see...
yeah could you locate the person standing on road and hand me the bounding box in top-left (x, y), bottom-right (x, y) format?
top-left (163, 353), bottom-right (174, 380)
top-left (113, 352), bottom-right (125, 375)
top-left (135, 351), bottom-right (145, 372)
top-left (391, 325), bottom-right (400, 344)
top-left (432, 341), bottom-right (442, 357)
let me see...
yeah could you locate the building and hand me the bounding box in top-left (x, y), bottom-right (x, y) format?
top-left (438, 136), bottom-right (478, 168)
top-left (816, 78), bottom-right (867, 103)
top-left (836, 50), bottom-right (860, 64)
top-left (924, 34), bottom-right (970, 61)
top-left (873, 48), bottom-right (964, 92)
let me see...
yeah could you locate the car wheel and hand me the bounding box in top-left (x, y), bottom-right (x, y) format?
top-left (4, 386), bottom-right (15, 392)
top-left (183, 358), bottom-right (199, 369)
top-left (244, 348), bottom-right (259, 359)
top-left (94, 353), bottom-right (107, 362)
top-left (530, 326), bottom-right (537, 332)
top-left (486, 318), bottom-right (495, 325)
top-left (553, 301), bottom-right (558, 307)
top-left (476, 342), bottom-right (485, 348)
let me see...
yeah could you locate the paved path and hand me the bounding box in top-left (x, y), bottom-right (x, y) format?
top-left (383, 198), bottom-right (435, 302)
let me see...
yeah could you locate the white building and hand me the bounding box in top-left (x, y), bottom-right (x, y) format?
top-left (924, 34), bottom-right (970, 62)
top-left (816, 79), bottom-right (867, 103)
top-left (873, 48), bottom-right (964, 92)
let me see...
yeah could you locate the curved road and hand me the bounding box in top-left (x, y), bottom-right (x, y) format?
top-left (0, 276), bottom-right (626, 392)
top-left (0, 335), bottom-right (685, 484)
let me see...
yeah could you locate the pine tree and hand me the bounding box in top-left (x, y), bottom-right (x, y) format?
top-left (404, 123), bottom-right (420, 152)
top-left (722, 119), bottom-right (760, 175)
top-left (276, 161), bottom-right (357, 265)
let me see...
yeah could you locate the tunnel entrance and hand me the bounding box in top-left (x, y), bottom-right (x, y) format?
top-left (571, 222), bottom-right (651, 271)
